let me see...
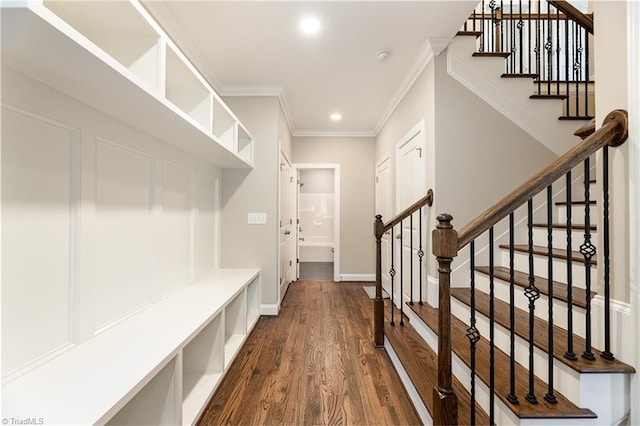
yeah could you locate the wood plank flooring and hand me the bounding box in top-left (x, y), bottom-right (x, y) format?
top-left (198, 281), bottom-right (421, 425)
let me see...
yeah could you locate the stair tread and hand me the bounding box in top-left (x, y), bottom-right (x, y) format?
top-left (451, 287), bottom-right (635, 374)
top-left (472, 51), bottom-right (511, 58)
top-left (555, 200), bottom-right (597, 206)
top-left (530, 94), bottom-right (569, 100)
top-left (384, 320), bottom-right (490, 425)
top-left (531, 223), bottom-right (597, 231)
top-left (408, 303), bottom-right (597, 419)
top-left (474, 265), bottom-right (593, 309)
top-left (560, 115), bottom-right (595, 120)
top-left (457, 30), bottom-right (483, 37)
top-left (502, 73), bottom-right (539, 79)
top-left (504, 244), bottom-right (598, 266)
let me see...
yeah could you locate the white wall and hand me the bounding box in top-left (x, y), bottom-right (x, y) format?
top-left (292, 136), bottom-right (376, 277)
top-left (220, 96), bottom-right (281, 312)
top-left (1, 68), bottom-right (221, 379)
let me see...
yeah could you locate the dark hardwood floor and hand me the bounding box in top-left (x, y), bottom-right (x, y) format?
top-left (198, 281), bottom-right (421, 425)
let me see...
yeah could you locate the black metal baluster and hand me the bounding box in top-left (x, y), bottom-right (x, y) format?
top-left (584, 26), bottom-right (590, 117)
top-left (565, 15), bottom-right (570, 118)
top-left (390, 225), bottom-right (396, 326)
top-left (525, 198), bottom-right (540, 403)
top-left (565, 171), bottom-right (577, 361)
top-left (481, 0), bottom-right (486, 51)
top-left (400, 220), bottom-right (405, 326)
top-left (545, 3), bottom-right (552, 95)
top-left (528, 0), bottom-right (532, 74)
top-left (507, 212), bottom-right (519, 405)
top-left (574, 21), bottom-right (581, 118)
top-left (418, 207), bottom-right (424, 305)
top-left (410, 214), bottom-right (414, 305)
top-left (536, 0), bottom-right (541, 95)
top-left (555, 6), bottom-right (560, 95)
top-left (466, 241), bottom-right (480, 425)
top-left (581, 158), bottom-right (596, 360)
top-left (518, 0), bottom-right (524, 73)
top-left (602, 146), bottom-right (615, 360)
top-left (489, 227), bottom-right (496, 424)
top-left (545, 185), bottom-right (558, 404)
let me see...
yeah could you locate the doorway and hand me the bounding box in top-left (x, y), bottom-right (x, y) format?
top-left (294, 164), bottom-right (340, 282)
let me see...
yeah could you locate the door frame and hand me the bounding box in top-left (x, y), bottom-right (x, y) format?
top-left (394, 119), bottom-right (426, 213)
top-left (293, 163), bottom-right (341, 282)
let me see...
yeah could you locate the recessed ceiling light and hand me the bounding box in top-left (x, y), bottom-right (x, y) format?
top-left (300, 16), bottom-right (321, 36)
top-left (330, 113), bottom-right (342, 121)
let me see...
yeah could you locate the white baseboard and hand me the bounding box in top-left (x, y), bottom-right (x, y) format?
top-left (339, 273), bottom-right (375, 282)
top-left (260, 304), bottom-right (280, 316)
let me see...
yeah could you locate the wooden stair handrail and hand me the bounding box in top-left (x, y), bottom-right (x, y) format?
top-left (549, 0), bottom-right (594, 34)
top-left (457, 109), bottom-right (627, 250)
top-left (382, 189), bottom-right (434, 233)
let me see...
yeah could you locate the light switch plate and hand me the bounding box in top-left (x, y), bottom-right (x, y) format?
top-left (248, 212), bottom-right (267, 224)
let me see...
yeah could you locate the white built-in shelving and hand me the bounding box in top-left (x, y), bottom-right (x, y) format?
top-left (1, 0), bottom-right (254, 168)
top-left (1, 269), bottom-right (261, 426)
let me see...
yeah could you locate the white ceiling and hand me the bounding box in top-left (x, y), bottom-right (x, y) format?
top-left (144, 1), bottom-right (478, 136)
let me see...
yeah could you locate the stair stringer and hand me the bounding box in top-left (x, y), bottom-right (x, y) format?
top-left (446, 35), bottom-right (582, 156)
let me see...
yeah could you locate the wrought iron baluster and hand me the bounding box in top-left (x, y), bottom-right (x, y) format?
top-left (574, 21), bottom-right (581, 117)
top-left (410, 214), bottom-right (414, 305)
top-left (602, 146), bottom-right (615, 360)
top-left (400, 221), bottom-right (405, 326)
top-left (535, 0), bottom-right (541, 95)
top-left (555, 6), bottom-right (560, 96)
top-left (525, 198), bottom-right (540, 403)
top-left (565, 16), bottom-right (570, 118)
top-left (581, 158), bottom-right (596, 360)
top-left (418, 207), bottom-right (424, 305)
top-left (518, 0), bottom-right (524, 73)
top-left (565, 171), bottom-right (577, 360)
top-left (507, 213), bottom-right (519, 404)
top-left (390, 225), bottom-right (396, 326)
top-left (545, 185), bottom-right (558, 404)
top-left (584, 26), bottom-right (590, 117)
top-left (466, 241), bottom-right (480, 425)
top-left (489, 227), bottom-right (496, 423)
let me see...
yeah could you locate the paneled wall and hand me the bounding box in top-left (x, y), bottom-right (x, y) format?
top-left (1, 68), bottom-right (221, 380)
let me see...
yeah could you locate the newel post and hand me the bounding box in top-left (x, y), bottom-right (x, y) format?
top-left (374, 215), bottom-right (385, 347)
top-left (432, 213), bottom-right (459, 425)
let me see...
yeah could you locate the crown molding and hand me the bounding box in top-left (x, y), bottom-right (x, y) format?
top-left (373, 37), bottom-right (451, 136)
top-left (293, 130), bottom-right (376, 138)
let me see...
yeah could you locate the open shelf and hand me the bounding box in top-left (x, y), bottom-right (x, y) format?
top-left (237, 123), bottom-right (254, 164)
top-left (212, 97), bottom-right (237, 152)
top-left (165, 45), bottom-right (212, 133)
top-left (224, 293), bottom-right (246, 368)
top-left (106, 357), bottom-right (179, 425)
top-left (182, 314), bottom-right (223, 425)
top-left (1, 2), bottom-right (253, 169)
top-left (43, 0), bottom-right (162, 93)
top-left (247, 276), bottom-right (260, 330)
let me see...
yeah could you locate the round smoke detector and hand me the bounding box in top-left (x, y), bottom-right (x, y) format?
top-left (376, 50), bottom-right (391, 63)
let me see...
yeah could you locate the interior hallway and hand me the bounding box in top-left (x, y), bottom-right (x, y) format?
top-left (198, 280), bottom-right (420, 425)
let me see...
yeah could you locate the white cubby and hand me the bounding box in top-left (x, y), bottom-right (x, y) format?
top-left (224, 292), bottom-right (247, 368)
top-left (182, 314), bottom-right (224, 425)
top-left (247, 276), bottom-right (260, 330)
top-left (165, 45), bottom-right (212, 133)
top-left (1, 1), bottom-right (254, 168)
top-left (106, 357), bottom-right (179, 426)
top-left (43, 0), bottom-right (162, 93)
top-left (213, 98), bottom-right (237, 152)
top-left (237, 123), bottom-right (254, 164)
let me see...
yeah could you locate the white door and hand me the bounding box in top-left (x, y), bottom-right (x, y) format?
top-left (375, 154), bottom-right (393, 295)
top-left (279, 153), bottom-right (293, 299)
top-left (395, 121), bottom-right (427, 304)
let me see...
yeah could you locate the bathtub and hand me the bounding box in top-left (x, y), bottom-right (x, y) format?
top-left (299, 236), bottom-right (334, 262)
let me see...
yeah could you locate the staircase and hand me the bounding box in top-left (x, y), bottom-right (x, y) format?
top-left (373, 2), bottom-right (635, 424)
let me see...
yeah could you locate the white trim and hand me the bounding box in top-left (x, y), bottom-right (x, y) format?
top-left (260, 304), bottom-right (280, 316)
top-left (591, 295), bottom-right (632, 315)
top-left (339, 274), bottom-right (375, 282)
top-left (294, 163), bottom-right (341, 282)
top-left (394, 119), bottom-right (427, 214)
top-left (628, 2), bottom-right (640, 425)
top-left (384, 338), bottom-right (432, 425)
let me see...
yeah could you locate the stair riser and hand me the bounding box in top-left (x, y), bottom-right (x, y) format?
top-left (532, 227), bottom-right (595, 253)
top-left (472, 274), bottom-right (588, 337)
top-left (452, 298), bottom-right (583, 403)
top-left (556, 205), bottom-right (600, 225)
top-left (502, 250), bottom-right (596, 287)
